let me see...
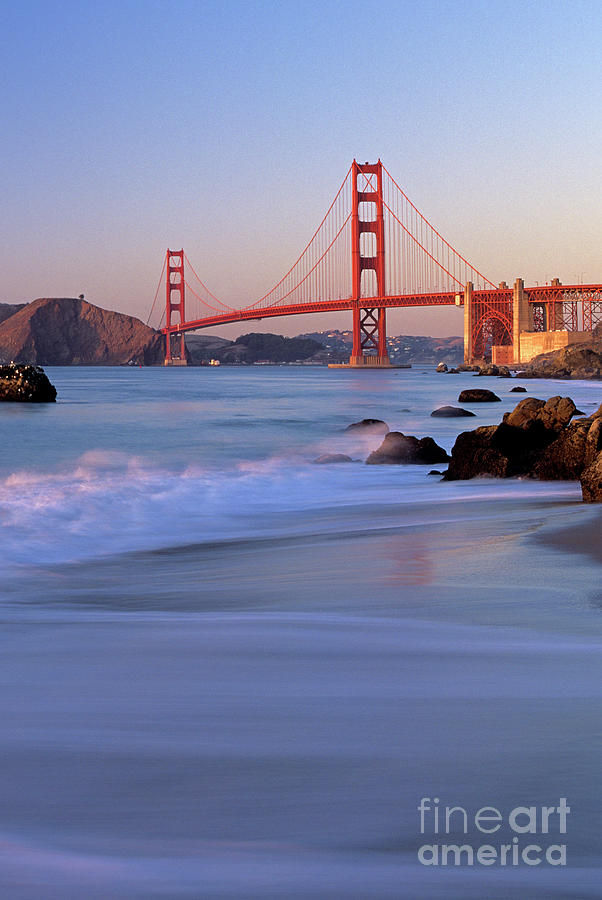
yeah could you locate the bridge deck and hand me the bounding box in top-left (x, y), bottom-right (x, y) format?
top-left (162, 284), bottom-right (602, 335)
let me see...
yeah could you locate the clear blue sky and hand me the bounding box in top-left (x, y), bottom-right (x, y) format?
top-left (2, 0), bottom-right (601, 337)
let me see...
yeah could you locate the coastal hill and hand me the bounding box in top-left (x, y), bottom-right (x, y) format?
top-left (0, 298), bottom-right (163, 365)
top-left (186, 332), bottom-right (322, 365)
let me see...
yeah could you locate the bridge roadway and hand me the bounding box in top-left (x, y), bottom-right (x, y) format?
top-left (161, 283), bottom-right (602, 337)
top-left (161, 291), bottom-right (461, 336)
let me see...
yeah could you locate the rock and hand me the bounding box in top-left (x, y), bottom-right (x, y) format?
top-left (428, 470), bottom-right (444, 476)
top-left (510, 386), bottom-right (527, 392)
top-left (345, 418), bottom-right (389, 434)
top-left (366, 432), bottom-right (449, 465)
top-left (581, 452), bottom-right (602, 501)
top-left (0, 364), bottom-right (57, 402)
top-left (443, 395), bottom-right (602, 500)
top-left (0, 297), bottom-right (164, 365)
top-left (457, 363), bottom-right (480, 372)
top-left (313, 453), bottom-right (353, 464)
top-left (436, 362), bottom-right (448, 373)
top-left (503, 396), bottom-right (577, 432)
top-left (444, 368), bottom-right (459, 374)
top-left (533, 419), bottom-right (593, 481)
top-left (476, 363), bottom-right (511, 377)
top-left (443, 423), bottom-right (533, 479)
top-left (458, 389), bottom-right (501, 403)
top-left (430, 406), bottom-right (476, 418)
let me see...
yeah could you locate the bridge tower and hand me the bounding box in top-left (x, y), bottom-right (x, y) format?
top-left (350, 160), bottom-right (390, 367)
top-left (164, 249), bottom-right (187, 366)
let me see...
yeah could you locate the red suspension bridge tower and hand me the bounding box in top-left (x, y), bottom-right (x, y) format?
top-left (350, 161), bottom-right (389, 366)
top-left (164, 249), bottom-right (186, 365)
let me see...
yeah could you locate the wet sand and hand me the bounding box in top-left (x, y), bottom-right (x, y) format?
top-left (536, 503), bottom-right (602, 565)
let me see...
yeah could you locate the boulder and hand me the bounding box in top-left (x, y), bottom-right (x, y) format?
top-left (436, 362), bottom-right (448, 373)
top-left (366, 432), bottom-right (449, 465)
top-left (431, 406), bottom-right (476, 418)
top-left (503, 396), bottom-right (577, 432)
top-left (510, 386), bottom-right (527, 392)
top-left (581, 452), bottom-right (602, 501)
top-left (443, 423), bottom-right (537, 479)
top-left (533, 419), bottom-right (593, 481)
top-left (313, 453), bottom-right (353, 464)
top-left (0, 364), bottom-right (57, 402)
top-left (458, 389), bottom-right (501, 403)
top-left (345, 418), bottom-right (389, 434)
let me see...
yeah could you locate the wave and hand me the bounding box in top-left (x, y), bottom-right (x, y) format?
top-left (0, 448), bottom-right (582, 571)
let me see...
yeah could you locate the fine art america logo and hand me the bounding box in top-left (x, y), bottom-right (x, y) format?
top-left (417, 797), bottom-right (569, 867)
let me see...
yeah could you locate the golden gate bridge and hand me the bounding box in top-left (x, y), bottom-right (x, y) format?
top-left (147, 160), bottom-right (602, 367)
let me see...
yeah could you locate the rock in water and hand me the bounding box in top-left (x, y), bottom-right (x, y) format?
top-left (510, 386), bottom-right (527, 392)
top-left (475, 363), bottom-right (511, 377)
top-left (458, 389), bottom-right (501, 403)
top-left (0, 364), bottom-right (57, 402)
top-left (435, 362), bottom-right (448, 373)
top-left (313, 453), bottom-right (353, 464)
top-left (345, 419), bottom-right (389, 434)
top-left (431, 406), bottom-right (476, 417)
top-left (366, 432), bottom-right (449, 465)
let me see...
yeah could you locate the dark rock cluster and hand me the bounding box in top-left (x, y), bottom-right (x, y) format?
top-left (443, 395), bottom-right (602, 501)
top-left (0, 364), bottom-right (57, 402)
top-left (474, 363), bottom-right (511, 377)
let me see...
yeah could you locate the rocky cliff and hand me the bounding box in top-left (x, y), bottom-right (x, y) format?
top-left (0, 298), bottom-right (164, 365)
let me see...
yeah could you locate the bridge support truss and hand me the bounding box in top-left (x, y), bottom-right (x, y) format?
top-left (349, 161), bottom-right (390, 367)
top-left (463, 281), bottom-right (513, 364)
top-left (164, 249), bottom-right (187, 366)
top-left (464, 277), bottom-right (602, 365)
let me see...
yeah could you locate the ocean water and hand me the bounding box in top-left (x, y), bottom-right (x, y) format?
top-left (0, 365), bottom-right (601, 899)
